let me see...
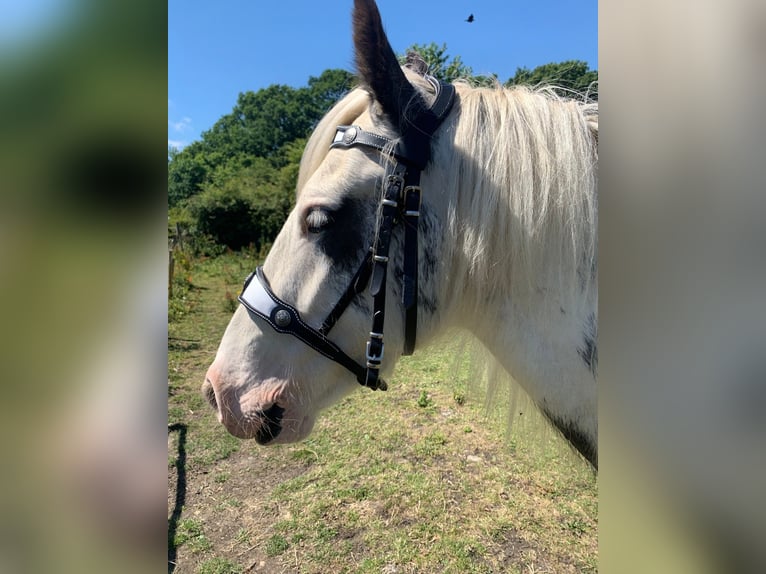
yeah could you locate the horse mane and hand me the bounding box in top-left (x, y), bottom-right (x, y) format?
top-left (445, 80), bottom-right (598, 314)
top-left (443, 82), bottom-right (597, 459)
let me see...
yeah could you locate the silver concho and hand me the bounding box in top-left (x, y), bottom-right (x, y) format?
top-left (343, 126), bottom-right (357, 144)
top-left (274, 309), bottom-right (292, 327)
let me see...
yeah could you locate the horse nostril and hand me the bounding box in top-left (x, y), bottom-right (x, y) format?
top-left (255, 404), bottom-right (285, 444)
top-left (202, 379), bottom-right (218, 410)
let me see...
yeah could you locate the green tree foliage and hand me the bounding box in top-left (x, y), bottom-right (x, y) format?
top-left (169, 70), bottom-right (354, 250)
top-left (168, 68), bottom-right (354, 212)
top-left (189, 158), bottom-right (294, 251)
top-left (307, 69), bottom-right (359, 113)
top-left (506, 60), bottom-right (597, 100)
top-left (203, 85), bottom-right (312, 161)
top-left (168, 141), bottom-right (211, 206)
top-left (202, 68), bottom-right (355, 166)
top-left (399, 45), bottom-right (596, 94)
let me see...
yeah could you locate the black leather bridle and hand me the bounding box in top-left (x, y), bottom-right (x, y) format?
top-left (238, 76), bottom-right (456, 391)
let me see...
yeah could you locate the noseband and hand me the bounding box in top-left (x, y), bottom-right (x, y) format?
top-left (238, 76), bottom-right (455, 391)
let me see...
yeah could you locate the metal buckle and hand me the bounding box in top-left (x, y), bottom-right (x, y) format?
top-left (387, 174), bottom-right (404, 187)
top-left (403, 185), bottom-right (422, 217)
top-left (366, 340), bottom-right (384, 367)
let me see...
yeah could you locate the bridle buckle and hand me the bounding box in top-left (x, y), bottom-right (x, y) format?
top-left (365, 339), bottom-right (384, 368)
top-left (403, 185), bottom-right (422, 217)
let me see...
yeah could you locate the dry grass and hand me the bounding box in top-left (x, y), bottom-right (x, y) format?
top-left (168, 253), bottom-right (597, 574)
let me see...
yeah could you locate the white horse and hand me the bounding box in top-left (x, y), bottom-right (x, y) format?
top-left (203, 0), bottom-right (598, 468)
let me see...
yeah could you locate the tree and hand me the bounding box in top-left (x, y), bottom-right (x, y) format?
top-left (307, 69), bottom-right (356, 114)
top-left (189, 158), bottom-right (293, 251)
top-left (202, 85), bottom-right (313, 161)
top-left (168, 141), bottom-right (209, 206)
top-left (506, 60), bottom-right (597, 100)
top-left (167, 69), bottom-right (354, 209)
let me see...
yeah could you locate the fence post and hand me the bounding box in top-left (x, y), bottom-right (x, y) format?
top-left (168, 248), bottom-right (175, 298)
top-left (175, 222), bottom-right (184, 250)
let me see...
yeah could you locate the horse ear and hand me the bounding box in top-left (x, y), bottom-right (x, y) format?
top-left (352, 0), bottom-right (416, 128)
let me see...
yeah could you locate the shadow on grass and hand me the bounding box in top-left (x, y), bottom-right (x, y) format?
top-left (168, 423), bottom-right (187, 573)
top-left (168, 337), bottom-right (201, 351)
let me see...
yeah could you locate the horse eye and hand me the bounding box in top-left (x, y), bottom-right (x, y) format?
top-left (306, 208), bottom-right (333, 234)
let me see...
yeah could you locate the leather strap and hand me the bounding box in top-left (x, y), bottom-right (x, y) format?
top-left (331, 126), bottom-right (407, 162)
top-left (401, 179), bottom-right (421, 355)
top-left (319, 249), bottom-right (374, 336)
top-left (331, 80), bottom-right (456, 171)
top-left (238, 267), bottom-right (387, 390)
top-left (364, 163), bottom-right (408, 389)
top-left (394, 78), bottom-right (456, 170)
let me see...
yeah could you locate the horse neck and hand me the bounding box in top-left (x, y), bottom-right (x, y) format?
top-left (455, 279), bottom-right (598, 466)
top-left (436, 232), bottom-right (596, 406)
top-left (415, 129), bottom-right (598, 458)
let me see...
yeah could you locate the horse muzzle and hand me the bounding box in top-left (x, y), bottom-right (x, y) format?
top-left (202, 369), bottom-right (314, 444)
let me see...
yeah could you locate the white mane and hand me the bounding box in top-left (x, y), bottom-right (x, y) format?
top-left (445, 81), bottom-right (598, 314)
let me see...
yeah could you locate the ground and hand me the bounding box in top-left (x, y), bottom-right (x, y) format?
top-left (168, 252), bottom-right (597, 574)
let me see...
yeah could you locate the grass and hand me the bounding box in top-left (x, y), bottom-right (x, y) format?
top-left (174, 519), bottom-right (212, 553)
top-left (265, 533), bottom-right (290, 557)
top-left (168, 251), bottom-right (597, 573)
top-left (196, 557), bottom-right (243, 574)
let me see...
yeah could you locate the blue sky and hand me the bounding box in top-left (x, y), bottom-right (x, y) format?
top-left (168, 0), bottom-right (597, 149)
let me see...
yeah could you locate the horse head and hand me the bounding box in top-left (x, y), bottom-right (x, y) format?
top-left (202, 0), bottom-right (453, 443)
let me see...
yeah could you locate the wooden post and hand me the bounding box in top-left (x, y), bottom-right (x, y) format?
top-left (168, 248), bottom-right (175, 298)
top-left (175, 222), bottom-right (184, 250)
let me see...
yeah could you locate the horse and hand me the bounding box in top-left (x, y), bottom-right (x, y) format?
top-left (203, 0), bottom-right (598, 468)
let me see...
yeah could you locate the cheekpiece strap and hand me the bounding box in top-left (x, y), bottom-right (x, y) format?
top-left (325, 75), bottom-right (456, 389)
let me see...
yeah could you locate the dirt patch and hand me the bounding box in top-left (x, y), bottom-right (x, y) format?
top-left (168, 439), bottom-right (312, 573)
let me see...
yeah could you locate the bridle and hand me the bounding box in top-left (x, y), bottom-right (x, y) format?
top-left (237, 76), bottom-right (456, 392)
